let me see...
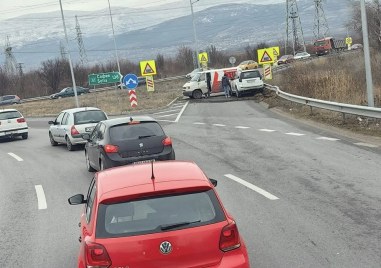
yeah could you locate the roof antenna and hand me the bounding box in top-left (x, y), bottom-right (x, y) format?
top-left (151, 160), bottom-right (155, 180)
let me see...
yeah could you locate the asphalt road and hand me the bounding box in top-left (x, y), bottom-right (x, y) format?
top-left (0, 98), bottom-right (380, 267)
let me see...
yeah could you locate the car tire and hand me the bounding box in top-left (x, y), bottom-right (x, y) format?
top-left (49, 132), bottom-right (58, 146)
top-left (22, 133), bottom-right (28, 140)
top-left (192, 89), bottom-right (203, 99)
top-left (85, 151), bottom-right (95, 172)
top-left (66, 136), bottom-right (74, 151)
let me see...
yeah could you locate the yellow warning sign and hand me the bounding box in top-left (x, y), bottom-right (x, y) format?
top-left (345, 37), bottom-right (352, 45)
top-left (271, 46), bottom-right (280, 57)
top-left (140, 60), bottom-right (157, 76)
top-left (257, 48), bottom-right (275, 65)
top-left (198, 52), bottom-right (208, 63)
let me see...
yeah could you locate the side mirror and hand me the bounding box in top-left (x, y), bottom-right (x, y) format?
top-left (68, 194), bottom-right (86, 205)
top-left (48, 120), bottom-right (55, 125)
top-left (209, 178), bottom-right (218, 187)
top-left (82, 133), bottom-right (91, 141)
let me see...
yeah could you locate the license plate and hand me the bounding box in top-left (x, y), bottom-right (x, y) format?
top-left (133, 159), bottom-right (155, 165)
top-left (85, 127), bottom-right (94, 132)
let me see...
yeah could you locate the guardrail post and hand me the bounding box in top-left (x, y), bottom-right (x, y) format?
top-left (342, 113), bottom-right (346, 124)
top-left (309, 106), bottom-right (313, 115)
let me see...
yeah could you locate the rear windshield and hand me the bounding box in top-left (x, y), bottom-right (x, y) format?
top-left (74, 110), bottom-right (107, 125)
top-left (0, 111), bottom-right (22, 120)
top-left (241, 71), bottom-right (261, 79)
top-left (109, 122), bottom-right (165, 141)
top-left (96, 190), bottom-right (226, 238)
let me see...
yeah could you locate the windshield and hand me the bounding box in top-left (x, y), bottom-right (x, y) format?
top-left (109, 122), bottom-right (165, 141)
top-left (96, 190), bottom-right (226, 238)
top-left (74, 110), bottom-right (107, 125)
top-left (314, 41), bottom-right (326, 46)
top-left (0, 111), bottom-right (22, 120)
top-left (190, 73), bottom-right (202, 81)
top-left (60, 88), bottom-right (68, 93)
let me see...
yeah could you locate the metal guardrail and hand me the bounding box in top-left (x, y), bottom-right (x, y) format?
top-left (265, 84), bottom-right (381, 119)
top-left (21, 75), bottom-right (187, 103)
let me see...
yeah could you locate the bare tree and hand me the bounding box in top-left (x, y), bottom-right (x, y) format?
top-left (38, 58), bottom-right (66, 94)
top-left (176, 46), bottom-right (194, 73)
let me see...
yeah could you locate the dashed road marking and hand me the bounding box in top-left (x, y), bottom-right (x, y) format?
top-left (175, 101), bottom-right (189, 123)
top-left (224, 174), bottom-right (279, 200)
top-left (193, 122), bottom-right (206, 125)
top-left (316, 137), bottom-right (340, 141)
top-left (235, 126), bottom-right (250, 129)
top-left (285, 132), bottom-right (305, 136)
top-left (34, 185), bottom-right (47, 210)
top-left (213, 124), bottom-right (226, 127)
top-left (259, 129), bottom-right (276, 132)
top-left (8, 152), bottom-right (23, 162)
top-left (354, 142), bottom-right (378, 148)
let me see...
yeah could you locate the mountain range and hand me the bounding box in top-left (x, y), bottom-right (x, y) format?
top-left (1, 0), bottom-right (354, 70)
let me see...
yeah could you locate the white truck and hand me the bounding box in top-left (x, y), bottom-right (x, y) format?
top-left (182, 68), bottom-right (237, 99)
top-left (230, 69), bottom-right (264, 97)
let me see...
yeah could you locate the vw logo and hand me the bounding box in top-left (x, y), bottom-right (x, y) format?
top-left (159, 241), bottom-right (172, 254)
top-left (139, 143), bottom-right (144, 148)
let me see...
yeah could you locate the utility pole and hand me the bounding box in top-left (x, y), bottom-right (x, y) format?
top-left (285, 0), bottom-right (306, 55)
top-left (313, 0), bottom-right (330, 39)
top-left (59, 0), bottom-right (79, 108)
top-left (75, 15), bottom-right (88, 65)
top-left (360, 0), bottom-right (374, 107)
top-left (107, 0), bottom-right (121, 75)
top-left (190, 0), bottom-right (200, 69)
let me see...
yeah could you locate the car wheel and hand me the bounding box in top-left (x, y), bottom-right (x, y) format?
top-left (85, 151), bottom-right (95, 172)
top-left (21, 133), bottom-right (28, 140)
top-left (49, 132), bottom-right (58, 146)
top-left (192, 89), bottom-right (203, 99)
top-left (66, 136), bottom-right (74, 151)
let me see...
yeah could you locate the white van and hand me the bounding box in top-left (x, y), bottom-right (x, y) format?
top-left (182, 68), bottom-right (237, 99)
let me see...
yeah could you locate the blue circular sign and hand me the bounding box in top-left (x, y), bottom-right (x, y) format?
top-left (123, 73), bottom-right (139, 89)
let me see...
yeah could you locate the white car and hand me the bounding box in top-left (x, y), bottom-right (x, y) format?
top-left (294, 52), bottom-right (311, 60)
top-left (0, 109), bottom-right (28, 140)
top-left (231, 69), bottom-right (264, 97)
top-left (48, 107), bottom-right (108, 151)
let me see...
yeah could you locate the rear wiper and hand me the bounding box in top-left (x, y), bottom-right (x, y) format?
top-left (160, 220), bottom-right (201, 231)
top-left (138, 135), bottom-right (155, 139)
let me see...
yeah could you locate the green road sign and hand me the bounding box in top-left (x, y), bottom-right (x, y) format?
top-left (88, 72), bottom-right (122, 86)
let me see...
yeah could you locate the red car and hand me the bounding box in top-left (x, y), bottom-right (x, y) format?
top-left (69, 161), bottom-right (250, 268)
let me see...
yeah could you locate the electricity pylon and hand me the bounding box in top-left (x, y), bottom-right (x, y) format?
top-left (75, 15), bottom-right (88, 65)
top-left (314, 0), bottom-right (330, 39)
top-left (4, 36), bottom-right (18, 75)
top-left (285, 0), bottom-right (306, 55)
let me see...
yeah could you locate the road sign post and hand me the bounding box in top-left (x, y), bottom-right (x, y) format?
top-left (229, 56), bottom-right (236, 67)
top-left (88, 72), bottom-right (122, 86)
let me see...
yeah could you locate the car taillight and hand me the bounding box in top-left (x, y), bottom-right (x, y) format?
top-left (219, 221), bottom-right (241, 252)
top-left (71, 125), bottom-right (80, 135)
top-left (85, 241), bottom-right (111, 268)
top-left (104, 144), bottom-right (119, 153)
top-left (162, 137), bottom-right (172, 146)
top-left (17, 118), bottom-right (26, 123)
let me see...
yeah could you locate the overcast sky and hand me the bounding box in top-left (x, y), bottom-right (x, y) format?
top-left (0, 0), bottom-right (284, 20)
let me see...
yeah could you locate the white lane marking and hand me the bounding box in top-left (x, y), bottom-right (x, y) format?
top-left (259, 129), bottom-right (276, 132)
top-left (8, 152), bottom-right (23, 162)
top-left (316, 137), bottom-right (340, 141)
top-left (224, 174), bottom-right (279, 200)
top-left (354, 142), bottom-right (379, 148)
top-left (171, 104), bottom-right (186, 108)
top-left (213, 124), bottom-right (226, 127)
top-left (155, 119), bottom-right (175, 123)
top-left (235, 126), bottom-right (250, 129)
top-left (285, 132), bottom-right (305, 136)
top-left (175, 101), bottom-right (189, 123)
top-left (166, 97), bottom-right (178, 107)
top-left (34, 185), bottom-right (47, 210)
top-left (155, 113), bottom-right (179, 118)
top-left (193, 122), bottom-right (206, 125)
top-left (153, 109), bottom-right (181, 115)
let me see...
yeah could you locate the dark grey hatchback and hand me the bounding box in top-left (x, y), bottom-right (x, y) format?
top-left (83, 116), bottom-right (175, 171)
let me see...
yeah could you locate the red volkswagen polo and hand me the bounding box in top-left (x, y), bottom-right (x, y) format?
top-left (69, 161), bottom-right (250, 268)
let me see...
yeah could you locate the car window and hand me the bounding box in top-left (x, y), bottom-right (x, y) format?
top-left (109, 122), bottom-right (165, 141)
top-left (61, 113), bottom-right (69, 125)
top-left (241, 71), bottom-right (261, 79)
top-left (74, 110), bottom-right (107, 125)
top-left (3, 96), bottom-right (14, 100)
top-left (55, 112), bottom-right (64, 124)
top-left (0, 111), bottom-right (22, 120)
top-left (96, 190), bottom-right (226, 238)
top-left (86, 180), bottom-right (97, 223)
